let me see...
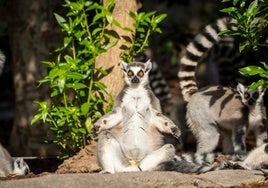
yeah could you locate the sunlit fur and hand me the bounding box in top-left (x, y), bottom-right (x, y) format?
top-left (93, 60), bottom-right (181, 173)
top-left (178, 17), bottom-right (267, 155)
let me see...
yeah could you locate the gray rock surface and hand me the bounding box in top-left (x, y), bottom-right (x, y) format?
top-left (0, 170), bottom-right (266, 188)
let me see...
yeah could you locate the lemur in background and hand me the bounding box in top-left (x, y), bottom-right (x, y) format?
top-left (93, 60), bottom-right (181, 173)
top-left (0, 52), bottom-right (29, 177)
top-left (228, 143), bottom-right (268, 171)
top-left (0, 144), bottom-right (30, 177)
top-left (178, 17), bottom-right (267, 155)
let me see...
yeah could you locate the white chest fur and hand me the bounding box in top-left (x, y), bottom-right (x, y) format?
top-left (248, 103), bottom-right (265, 130)
top-left (121, 86), bottom-right (151, 115)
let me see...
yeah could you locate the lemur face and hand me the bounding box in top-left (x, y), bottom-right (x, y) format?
top-left (120, 60), bottom-right (152, 86)
top-left (237, 83), bottom-right (266, 106)
top-left (13, 158), bottom-right (30, 176)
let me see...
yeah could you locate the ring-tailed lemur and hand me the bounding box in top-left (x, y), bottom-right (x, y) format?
top-left (178, 17), bottom-right (267, 155)
top-left (0, 144), bottom-right (30, 177)
top-left (92, 60), bottom-right (181, 173)
top-left (228, 143), bottom-right (268, 171)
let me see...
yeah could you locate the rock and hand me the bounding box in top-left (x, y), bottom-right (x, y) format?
top-left (0, 170), bottom-right (266, 188)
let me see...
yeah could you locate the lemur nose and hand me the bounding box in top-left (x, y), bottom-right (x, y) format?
top-left (131, 76), bottom-right (140, 83)
top-left (248, 98), bottom-right (255, 105)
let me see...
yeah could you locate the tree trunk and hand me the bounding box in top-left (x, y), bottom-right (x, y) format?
top-left (96, 0), bottom-right (140, 98)
top-left (7, 0), bottom-right (63, 156)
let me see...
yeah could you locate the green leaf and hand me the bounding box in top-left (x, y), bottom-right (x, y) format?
top-left (67, 72), bottom-right (84, 80)
top-left (81, 102), bottom-right (90, 115)
top-left (249, 79), bottom-right (265, 90)
top-left (66, 83), bottom-right (87, 90)
top-left (239, 66), bottom-right (266, 76)
top-left (154, 14), bottom-right (167, 24)
top-left (260, 62), bottom-right (268, 71)
top-left (122, 27), bottom-right (133, 32)
top-left (54, 13), bottom-right (69, 31)
top-left (54, 13), bottom-right (66, 25)
top-left (128, 11), bottom-right (137, 20)
top-left (220, 7), bottom-right (238, 13)
top-left (103, 40), bottom-right (118, 50)
top-left (31, 113), bottom-right (42, 125)
top-left (239, 40), bottom-right (250, 52)
top-left (79, 128), bottom-right (87, 134)
top-left (246, 0), bottom-right (259, 17)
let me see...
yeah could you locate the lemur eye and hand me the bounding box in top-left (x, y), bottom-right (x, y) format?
top-left (138, 70), bottom-right (144, 77)
top-left (244, 92), bottom-right (249, 99)
top-left (253, 92), bottom-right (259, 99)
top-left (127, 70), bottom-right (133, 77)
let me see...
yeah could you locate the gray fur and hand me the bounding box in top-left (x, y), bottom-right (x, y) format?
top-left (228, 143), bottom-right (268, 170)
top-left (178, 17), bottom-right (267, 155)
top-left (93, 60), bottom-right (181, 173)
top-left (0, 144), bottom-right (30, 177)
top-left (159, 152), bottom-right (227, 174)
top-left (186, 84), bottom-right (266, 154)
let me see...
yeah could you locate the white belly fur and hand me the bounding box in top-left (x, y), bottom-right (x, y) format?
top-left (119, 87), bottom-right (153, 161)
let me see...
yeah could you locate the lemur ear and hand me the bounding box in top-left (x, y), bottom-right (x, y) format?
top-left (258, 85), bottom-right (266, 96)
top-left (14, 157), bottom-right (23, 167)
top-left (119, 60), bottom-right (128, 72)
top-left (144, 59), bottom-right (152, 73)
top-left (237, 82), bottom-right (247, 95)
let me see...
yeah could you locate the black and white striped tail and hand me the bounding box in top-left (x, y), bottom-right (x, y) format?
top-left (149, 62), bottom-right (172, 104)
top-left (178, 17), bottom-right (235, 102)
top-left (161, 153), bottom-right (226, 174)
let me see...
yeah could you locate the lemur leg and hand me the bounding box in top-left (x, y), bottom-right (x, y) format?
top-left (232, 125), bottom-right (247, 154)
top-left (138, 144), bottom-right (175, 171)
top-left (254, 125), bottom-right (268, 147)
top-left (115, 144), bottom-right (176, 172)
top-left (151, 109), bottom-right (181, 139)
top-left (97, 131), bottom-right (128, 174)
top-left (220, 129), bottom-right (234, 154)
top-left (97, 132), bottom-right (175, 173)
top-left (93, 107), bottom-right (122, 134)
top-left (196, 126), bottom-right (220, 154)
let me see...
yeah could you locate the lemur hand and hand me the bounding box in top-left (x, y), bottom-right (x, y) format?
top-left (171, 126), bottom-right (181, 139)
top-left (91, 124), bottom-right (100, 136)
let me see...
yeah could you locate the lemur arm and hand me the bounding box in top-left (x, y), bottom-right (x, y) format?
top-left (92, 106), bottom-right (123, 135)
top-left (150, 108), bottom-right (181, 139)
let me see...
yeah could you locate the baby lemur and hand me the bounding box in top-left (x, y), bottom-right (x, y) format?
top-left (92, 60), bottom-right (181, 173)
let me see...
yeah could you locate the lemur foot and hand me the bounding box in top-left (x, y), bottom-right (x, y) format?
top-left (99, 170), bottom-right (112, 174)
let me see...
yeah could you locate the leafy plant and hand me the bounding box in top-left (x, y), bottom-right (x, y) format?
top-left (31, 0), bottom-right (166, 159)
top-left (239, 62), bottom-right (268, 88)
top-left (221, 0), bottom-right (268, 52)
top-left (31, 0), bottom-right (118, 159)
top-left (121, 11), bottom-right (167, 63)
top-left (221, 0), bottom-right (268, 89)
